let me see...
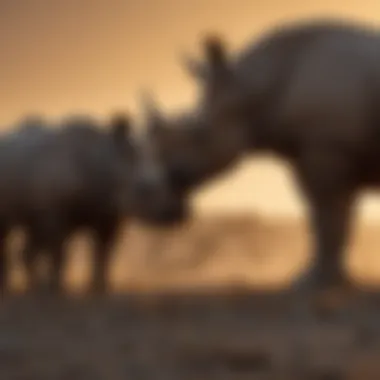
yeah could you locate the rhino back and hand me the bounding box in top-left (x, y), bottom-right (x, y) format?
top-left (33, 120), bottom-right (133, 220)
top-left (0, 118), bottom-right (131, 224)
top-left (230, 20), bottom-right (380, 154)
top-left (235, 21), bottom-right (379, 99)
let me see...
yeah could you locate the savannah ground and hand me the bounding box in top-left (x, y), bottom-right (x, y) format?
top-left (2, 213), bottom-right (380, 379)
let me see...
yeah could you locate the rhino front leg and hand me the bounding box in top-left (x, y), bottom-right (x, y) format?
top-left (91, 219), bottom-right (120, 294)
top-left (289, 151), bottom-right (357, 374)
top-left (293, 150), bottom-right (357, 295)
top-left (290, 195), bottom-right (354, 376)
top-left (301, 192), bottom-right (355, 295)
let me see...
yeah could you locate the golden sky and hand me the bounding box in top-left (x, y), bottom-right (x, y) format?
top-left (2, 0), bottom-right (380, 220)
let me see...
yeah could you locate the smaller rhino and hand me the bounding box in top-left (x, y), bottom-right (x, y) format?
top-left (0, 112), bottom-right (189, 296)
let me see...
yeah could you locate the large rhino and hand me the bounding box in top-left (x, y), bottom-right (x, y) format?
top-left (143, 19), bottom-right (380, 299)
top-left (0, 113), bottom-right (188, 296)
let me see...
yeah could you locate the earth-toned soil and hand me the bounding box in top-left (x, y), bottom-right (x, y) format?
top-left (2, 214), bottom-right (380, 379)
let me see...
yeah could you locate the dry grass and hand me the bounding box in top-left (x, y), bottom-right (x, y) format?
top-left (7, 212), bottom-right (380, 294)
top-left (3, 213), bottom-right (380, 379)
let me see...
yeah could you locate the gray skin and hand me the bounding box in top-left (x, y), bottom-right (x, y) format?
top-left (0, 113), bottom-right (188, 296)
top-left (144, 19), bottom-right (380, 297)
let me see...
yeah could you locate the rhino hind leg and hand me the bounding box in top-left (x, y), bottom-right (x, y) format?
top-left (22, 231), bottom-right (43, 293)
top-left (0, 225), bottom-right (10, 298)
top-left (90, 218), bottom-right (120, 295)
top-left (31, 215), bottom-right (70, 296)
top-left (48, 233), bottom-right (69, 295)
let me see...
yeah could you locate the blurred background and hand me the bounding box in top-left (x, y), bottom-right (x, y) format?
top-left (3, 0), bottom-right (380, 221)
top-left (2, 1), bottom-right (380, 294)
top-left (3, 2), bottom-right (380, 378)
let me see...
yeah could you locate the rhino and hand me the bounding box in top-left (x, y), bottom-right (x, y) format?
top-left (0, 112), bottom-right (189, 296)
top-left (143, 19), bottom-right (380, 300)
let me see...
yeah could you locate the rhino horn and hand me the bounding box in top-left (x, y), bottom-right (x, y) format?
top-left (202, 34), bottom-right (228, 69)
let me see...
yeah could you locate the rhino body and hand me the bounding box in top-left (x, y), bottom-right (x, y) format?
top-left (146, 19), bottom-right (380, 296)
top-left (0, 114), bottom-right (187, 295)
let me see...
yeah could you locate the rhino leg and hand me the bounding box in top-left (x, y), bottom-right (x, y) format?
top-left (293, 150), bottom-right (356, 296)
top-left (289, 150), bottom-right (357, 374)
top-left (90, 218), bottom-right (120, 294)
top-left (35, 216), bottom-right (70, 295)
top-left (0, 225), bottom-right (10, 298)
top-left (22, 230), bottom-right (43, 293)
top-left (303, 193), bottom-right (354, 294)
top-left (48, 236), bottom-right (69, 295)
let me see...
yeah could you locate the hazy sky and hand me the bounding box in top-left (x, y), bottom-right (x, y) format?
top-left (2, 0), bottom-right (380, 220)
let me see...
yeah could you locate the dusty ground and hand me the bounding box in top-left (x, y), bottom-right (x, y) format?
top-left (2, 213), bottom-right (380, 379)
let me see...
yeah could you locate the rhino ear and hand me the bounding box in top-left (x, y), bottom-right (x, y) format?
top-left (110, 113), bottom-right (132, 141)
top-left (109, 112), bottom-right (136, 157)
top-left (202, 34), bottom-right (229, 71)
top-left (182, 35), bottom-right (229, 82)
